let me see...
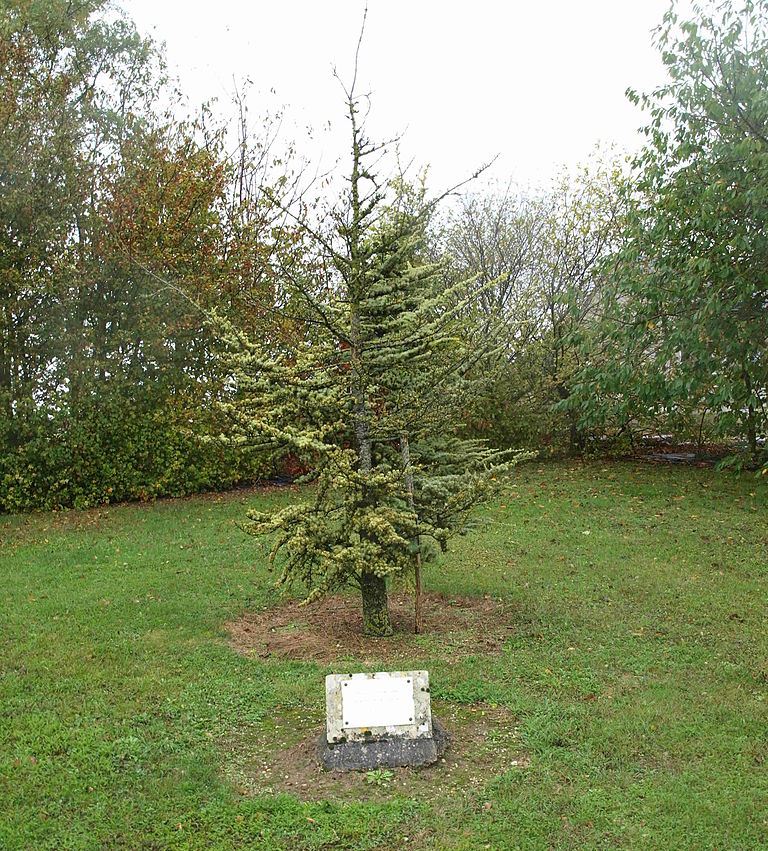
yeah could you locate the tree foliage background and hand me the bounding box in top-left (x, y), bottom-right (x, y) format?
top-left (1, 0), bottom-right (766, 514)
top-left (0, 1), bottom-right (301, 510)
top-left (569, 0), bottom-right (768, 468)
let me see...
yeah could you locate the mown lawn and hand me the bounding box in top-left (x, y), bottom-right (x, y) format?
top-left (1, 461), bottom-right (766, 850)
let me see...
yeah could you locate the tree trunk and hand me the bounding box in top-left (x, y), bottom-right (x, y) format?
top-left (558, 382), bottom-right (584, 456)
top-left (0, 314), bottom-right (13, 424)
top-left (350, 312), bottom-right (390, 635)
top-left (746, 403), bottom-right (758, 459)
top-left (360, 571), bottom-right (393, 637)
top-left (742, 367), bottom-right (759, 459)
top-left (347, 97), bottom-right (393, 639)
top-left (568, 412), bottom-right (584, 456)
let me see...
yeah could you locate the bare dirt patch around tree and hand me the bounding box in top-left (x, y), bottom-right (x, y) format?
top-left (222, 702), bottom-right (530, 804)
top-left (225, 592), bottom-right (519, 664)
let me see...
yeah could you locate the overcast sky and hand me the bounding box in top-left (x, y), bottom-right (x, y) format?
top-left (122, 0), bottom-right (684, 191)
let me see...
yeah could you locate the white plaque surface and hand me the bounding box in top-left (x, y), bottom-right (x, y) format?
top-left (325, 670), bottom-right (432, 742)
top-left (342, 676), bottom-right (414, 728)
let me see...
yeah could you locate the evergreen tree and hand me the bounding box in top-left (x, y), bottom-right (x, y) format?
top-left (219, 79), bottom-right (527, 636)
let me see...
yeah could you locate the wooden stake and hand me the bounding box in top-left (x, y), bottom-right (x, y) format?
top-left (399, 431), bottom-right (423, 634)
top-left (414, 551), bottom-right (423, 634)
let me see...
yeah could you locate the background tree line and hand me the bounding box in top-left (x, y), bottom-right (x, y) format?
top-left (0, 0), bottom-right (308, 511)
top-left (1, 0), bottom-right (766, 513)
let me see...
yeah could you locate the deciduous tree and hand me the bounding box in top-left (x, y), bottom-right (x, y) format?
top-left (573, 0), bottom-right (768, 464)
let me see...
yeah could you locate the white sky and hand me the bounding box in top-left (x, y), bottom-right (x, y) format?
top-left (122, 0), bottom-right (682, 191)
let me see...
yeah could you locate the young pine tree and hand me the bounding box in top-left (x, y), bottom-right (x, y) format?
top-left (219, 86), bottom-right (526, 637)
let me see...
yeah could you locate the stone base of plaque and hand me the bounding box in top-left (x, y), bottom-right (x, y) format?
top-left (317, 718), bottom-right (449, 771)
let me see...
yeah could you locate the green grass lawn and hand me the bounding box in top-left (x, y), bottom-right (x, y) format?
top-left (1, 461), bottom-right (766, 850)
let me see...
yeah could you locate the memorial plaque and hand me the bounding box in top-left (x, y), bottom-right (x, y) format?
top-left (325, 670), bottom-right (432, 743)
top-left (319, 669), bottom-right (448, 771)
